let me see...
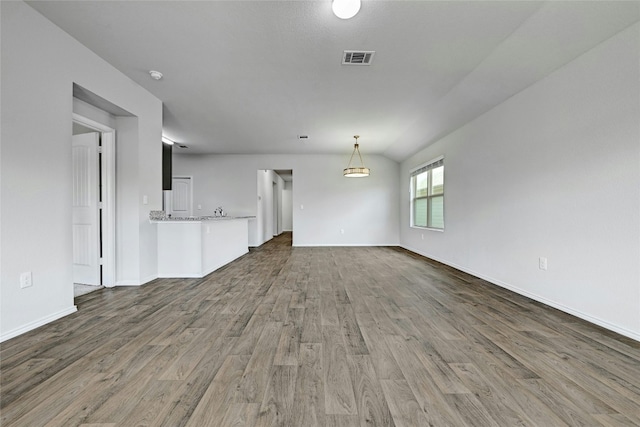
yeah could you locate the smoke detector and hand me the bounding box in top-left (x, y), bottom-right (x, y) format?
top-left (149, 70), bottom-right (163, 80)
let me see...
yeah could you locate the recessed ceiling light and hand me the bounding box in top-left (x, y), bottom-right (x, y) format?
top-left (332, 0), bottom-right (361, 19)
top-left (149, 70), bottom-right (163, 80)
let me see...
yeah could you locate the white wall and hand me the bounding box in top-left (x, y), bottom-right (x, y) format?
top-left (115, 117), bottom-right (143, 285)
top-left (400, 24), bottom-right (640, 340)
top-left (282, 181), bottom-right (293, 232)
top-left (173, 154), bottom-right (400, 247)
top-left (0, 1), bottom-right (163, 341)
top-left (73, 98), bottom-right (117, 130)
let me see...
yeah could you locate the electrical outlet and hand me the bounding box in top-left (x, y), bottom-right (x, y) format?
top-left (340, 229), bottom-right (345, 235)
top-left (20, 272), bottom-right (33, 288)
top-left (539, 257), bottom-right (548, 270)
top-left (300, 204), bottom-right (304, 210)
top-left (198, 204), bottom-right (202, 210)
top-left (142, 195), bottom-right (148, 205)
top-left (421, 233), bottom-right (424, 240)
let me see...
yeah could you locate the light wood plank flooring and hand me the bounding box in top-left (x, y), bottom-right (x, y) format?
top-left (2, 232), bottom-right (640, 426)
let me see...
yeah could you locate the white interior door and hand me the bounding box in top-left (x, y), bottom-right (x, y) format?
top-left (171, 177), bottom-right (192, 217)
top-left (72, 132), bottom-right (100, 285)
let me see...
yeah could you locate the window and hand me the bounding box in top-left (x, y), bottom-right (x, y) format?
top-left (410, 157), bottom-right (444, 230)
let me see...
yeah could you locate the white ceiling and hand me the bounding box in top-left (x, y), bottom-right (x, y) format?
top-left (27, 1), bottom-right (639, 162)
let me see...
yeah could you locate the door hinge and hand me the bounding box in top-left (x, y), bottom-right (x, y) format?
top-left (97, 146), bottom-right (103, 153)
top-left (98, 202), bottom-right (103, 209)
top-left (99, 258), bottom-right (104, 265)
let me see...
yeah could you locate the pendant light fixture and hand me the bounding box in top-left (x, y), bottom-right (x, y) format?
top-left (343, 135), bottom-right (370, 177)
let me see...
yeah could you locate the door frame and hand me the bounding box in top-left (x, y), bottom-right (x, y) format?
top-left (72, 113), bottom-right (116, 287)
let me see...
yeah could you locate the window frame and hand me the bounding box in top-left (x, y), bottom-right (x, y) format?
top-left (410, 156), bottom-right (444, 231)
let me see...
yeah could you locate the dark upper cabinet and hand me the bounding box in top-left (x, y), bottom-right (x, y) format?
top-left (162, 142), bottom-right (172, 190)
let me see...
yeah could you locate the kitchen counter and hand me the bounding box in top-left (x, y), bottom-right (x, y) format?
top-left (153, 213), bottom-right (253, 278)
top-left (150, 214), bottom-right (255, 222)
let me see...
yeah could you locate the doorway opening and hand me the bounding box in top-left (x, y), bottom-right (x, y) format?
top-left (272, 181), bottom-right (278, 236)
top-left (253, 169), bottom-right (293, 247)
top-left (72, 114), bottom-right (116, 296)
top-left (274, 170), bottom-right (293, 241)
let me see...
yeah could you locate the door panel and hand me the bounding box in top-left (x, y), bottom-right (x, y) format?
top-left (72, 132), bottom-right (100, 285)
top-left (171, 177), bottom-right (192, 217)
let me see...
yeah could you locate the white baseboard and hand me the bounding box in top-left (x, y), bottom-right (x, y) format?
top-left (140, 274), bottom-right (158, 285)
top-left (0, 306), bottom-right (78, 343)
top-left (401, 245), bottom-right (640, 343)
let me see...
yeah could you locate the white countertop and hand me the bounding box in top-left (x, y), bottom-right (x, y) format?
top-left (150, 215), bottom-right (255, 223)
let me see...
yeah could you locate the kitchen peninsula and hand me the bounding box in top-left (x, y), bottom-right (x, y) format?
top-left (151, 212), bottom-right (253, 278)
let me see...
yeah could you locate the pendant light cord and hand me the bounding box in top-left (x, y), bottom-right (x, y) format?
top-left (347, 136), bottom-right (364, 168)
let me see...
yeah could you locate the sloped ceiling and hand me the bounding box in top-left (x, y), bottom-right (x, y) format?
top-left (27, 1), bottom-right (639, 161)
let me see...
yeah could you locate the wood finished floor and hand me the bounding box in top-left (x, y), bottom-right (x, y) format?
top-left (2, 232), bottom-right (640, 426)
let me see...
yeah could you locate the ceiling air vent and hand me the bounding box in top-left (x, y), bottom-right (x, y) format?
top-left (342, 50), bottom-right (375, 65)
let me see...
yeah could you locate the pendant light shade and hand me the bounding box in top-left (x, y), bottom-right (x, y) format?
top-left (344, 135), bottom-right (370, 177)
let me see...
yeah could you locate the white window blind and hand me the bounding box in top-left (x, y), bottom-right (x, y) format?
top-left (411, 157), bottom-right (444, 176)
